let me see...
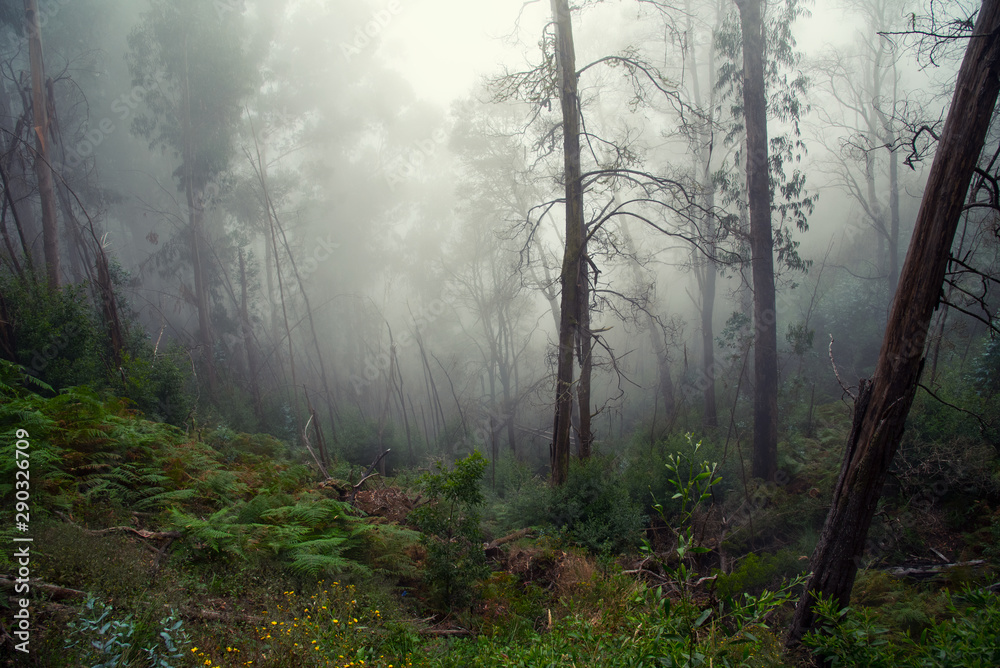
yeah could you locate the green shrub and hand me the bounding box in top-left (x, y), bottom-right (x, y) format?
top-left (547, 456), bottom-right (647, 555)
top-left (715, 550), bottom-right (808, 600)
top-left (64, 596), bottom-right (191, 668)
top-left (411, 451), bottom-right (490, 611)
top-left (803, 586), bottom-right (1000, 668)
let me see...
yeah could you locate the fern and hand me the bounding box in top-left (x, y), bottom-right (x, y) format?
top-left (168, 507), bottom-right (245, 556)
top-left (80, 463), bottom-right (192, 512)
top-left (0, 359), bottom-right (53, 397)
top-left (288, 553), bottom-right (363, 577)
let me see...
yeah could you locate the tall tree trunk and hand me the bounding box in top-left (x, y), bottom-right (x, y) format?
top-left (884, 67), bottom-right (901, 296)
top-left (685, 0), bottom-right (722, 428)
top-left (181, 36), bottom-right (216, 395)
top-left (24, 0), bottom-right (59, 288)
top-left (736, 0), bottom-right (778, 481)
top-left (700, 259), bottom-right (718, 426)
top-left (787, 0), bottom-right (1000, 645)
top-left (549, 0), bottom-right (584, 485)
top-left (577, 258), bottom-right (593, 458)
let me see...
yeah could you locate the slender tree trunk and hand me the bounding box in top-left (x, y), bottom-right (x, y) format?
top-left (788, 0), bottom-right (1000, 645)
top-left (181, 36), bottom-right (216, 394)
top-left (24, 0), bottom-right (59, 289)
top-left (577, 258), bottom-right (593, 458)
top-left (238, 249), bottom-right (264, 423)
top-left (0, 162), bottom-right (28, 276)
top-left (620, 221), bottom-right (675, 421)
top-left (887, 132), bottom-right (900, 294)
top-left (701, 261), bottom-right (718, 426)
top-left (685, 0), bottom-right (722, 428)
top-left (736, 0), bottom-right (778, 482)
top-left (550, 0), bottom-right (584, 485)
top-left (0, 78), bottom-right (37, 272)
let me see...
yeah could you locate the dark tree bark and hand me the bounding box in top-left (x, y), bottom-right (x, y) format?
top-left (787, 0), bottom-right (1000, 646)
top-left (24, 0), bottom-right (59, 288)
top-left (736, 0), bottom-right (778, 481)
top-left (550, 0), bottom-right (585, 485)
top-left (577, 258), bottom-right (593, 459)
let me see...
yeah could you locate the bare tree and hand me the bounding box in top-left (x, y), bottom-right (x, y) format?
top-left (549, 0), bottom-right (586, 485)
top-left (814, 0), bottom-right (910, 296)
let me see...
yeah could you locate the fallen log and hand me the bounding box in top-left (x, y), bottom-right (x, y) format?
top-left (483, 527), bottom-right (535, 557)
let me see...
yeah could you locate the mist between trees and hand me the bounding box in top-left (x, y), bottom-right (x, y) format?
top-left (1, 0), bottom-right (999, 663)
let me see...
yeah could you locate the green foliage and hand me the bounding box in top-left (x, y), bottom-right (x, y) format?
top-left (64, 596), bottom-right (191, 668)
top-left (714, 550), bottom-right (808, 600)
top-left (0, 276), bottom-right (103, 389)
top-left (547, 456), bottom-right (647, 555)
top-left (81, 462), bottom-right (193, 512)
top-left (803, 594), bottom-right (900, 668)
top-left (114, 343), bottom-right (194, 429)
top-left (425, 579), bottom-right (792, 668)
top-left (478, 571), bottom-right (546, 637)
top-left (411, 451), bottom-right (490, 611)
top-left (803, 587), bottom-right (1000, 668)
top-left (167, 493), bottom-right (370, 577)
top-left (649, 435), bottom-right (721, 557)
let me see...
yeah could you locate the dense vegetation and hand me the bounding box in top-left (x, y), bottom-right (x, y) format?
top-left (0, 294), bottom-right (997, 666)
top-left (1, 0), bottom-right (1000, 665)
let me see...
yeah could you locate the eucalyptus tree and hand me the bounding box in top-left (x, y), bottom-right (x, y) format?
top-left (449, 98), bottom-right (552, 462)
top-left (126, 0), bottom-right (260, 394)
top-left (709, 0), bottom-right (815, 481)
top-left (23, 0), bottom-right (59, 288)
top-left (494, 0), bottom-right (734, 483)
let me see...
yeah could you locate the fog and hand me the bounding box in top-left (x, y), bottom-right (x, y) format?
top-left (2, 0), bottom-right (992, 477)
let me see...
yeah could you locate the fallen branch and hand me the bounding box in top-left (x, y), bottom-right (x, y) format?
top-left (884, 559), bottom-right (986, 580)
top-left (0, 576), bottom-right (87, 600)
top-left (88, 527), bottom-right (182, 541)
top-left (483, 528), bottom-right (535, 552)
top-left (350, 449), bottom-right (391, 504)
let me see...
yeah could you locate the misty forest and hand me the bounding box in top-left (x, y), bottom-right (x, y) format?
top-left (2, 0), bottom-right (1000, 665)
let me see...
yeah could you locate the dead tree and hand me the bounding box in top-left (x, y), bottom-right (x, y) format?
top-left (550, 0), bottom-right (586, 485)
top-left (24, 0), bottom-right (59, 288)
top-left (787, 0), bottom-right (1000, 647)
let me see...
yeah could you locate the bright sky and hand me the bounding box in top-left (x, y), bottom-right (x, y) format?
top-left (377, 0), bottom-right (863, 107)
top-left (377, 0), bottom-right (549, 105)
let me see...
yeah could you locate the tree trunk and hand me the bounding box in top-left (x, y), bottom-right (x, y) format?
top-left (550, 0), bottom-right (584, 485)
top-left (577, 256), bottom-right (593, 459)
top-left (181, 35), bottom-right (216, 395)
top-left (787, 0), bottom-right (1000, 646)
top-left (24, 0), bottom-right (59, 289)
top-left (685, 0), bottom-right (721, 428)
top-left (736, 0), bottom-right (778, 481)
top-left (238, 248), bottom-right (264, 423)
